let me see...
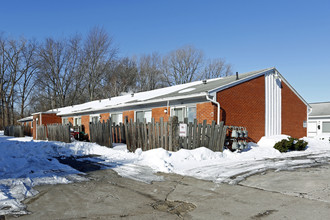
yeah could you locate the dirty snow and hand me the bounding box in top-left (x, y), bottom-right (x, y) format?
top-left (1, 131), bottom-right (330, 215)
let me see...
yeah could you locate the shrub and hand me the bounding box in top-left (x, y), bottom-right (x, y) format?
top-left (274, 137), bottom-right (308, 153)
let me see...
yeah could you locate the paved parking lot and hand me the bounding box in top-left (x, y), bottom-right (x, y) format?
top-left (7, 165), bottom-right (330, 219)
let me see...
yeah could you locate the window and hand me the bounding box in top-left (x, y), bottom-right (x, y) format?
top-left (187, 107), bottom-right (196, 123)
top-left (62, 117), bottom-right (69, 125)
top-left (31, 120), bottom-right (33, 128)
top-left (322, 122), bottom-right (330, 133)
top-left (111, 113), bottom-right (123, 125)
top-left (89, 114), bottom-right (100, 124)
top-left (171, 107), bottom-right (185, 122)
top-left (74, 117), bottom-right (81, 126)
top-left (135, 110), bottom-right (152, 123)
top-left (171, 105), bottom-right (196, 123)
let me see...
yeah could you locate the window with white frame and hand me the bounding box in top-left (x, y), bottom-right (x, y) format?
top-left (90, 114), bottom-right (100, 124)
top-left (322, 122), bottom-right (330, 133)
top-left (62, 117), bottom-right (69, 125)
top-left (74, 117), bottom-right (81, 126)
top-left (111, 113), bottom-right (123, 125)
top-left (186, 106), bottom-right (196, 123)
top-left (171, 105), bottom-right (196, 123)
top-left (171, 107), bottom-right (185, 122)
top-left (135, 110), bottom-right (152, 123)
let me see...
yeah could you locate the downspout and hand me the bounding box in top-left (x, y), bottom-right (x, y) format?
top-left (206, 93), bottom-right (220, 124)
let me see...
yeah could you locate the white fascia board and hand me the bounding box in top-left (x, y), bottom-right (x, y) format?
top-left (31, 111), bottom-right (59, 115)
top-left (208, 69), bottom-right (274, 94)
top-left (17, 116), bottom-right (33, 122)
top-left (57, 92), bottom-right (208, 116)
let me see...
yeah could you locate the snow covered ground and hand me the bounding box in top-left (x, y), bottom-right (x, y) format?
top-left (1, 131), bottom-right (330, 215)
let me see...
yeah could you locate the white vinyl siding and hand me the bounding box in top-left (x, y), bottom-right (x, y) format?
top-left (265, 72), bottom-right (282, 136)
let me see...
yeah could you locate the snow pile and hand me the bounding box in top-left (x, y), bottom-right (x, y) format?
top-left (1, 132), bottom-right (330, 215)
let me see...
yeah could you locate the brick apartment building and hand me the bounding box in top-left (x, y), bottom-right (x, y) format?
top-left (24, 68), bottom-right (310, 142)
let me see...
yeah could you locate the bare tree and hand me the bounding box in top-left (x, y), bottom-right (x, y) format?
top-left (17, 40), bottom-right (38, 117)
top-left (104, 57), bottom-right (138, 97)
top-left (81, 27), bottom-right (117, 101)
top-left (163, 45), bottom-right (204, 85)
top-left (136, 52), bottom-right (165, 91)
top-left (3, 38), bottom-right (26, 125)
top-left (0, 36), bottom-right (9, 128)
top-left (202, 58), bottom-right (232, 79)
top-left (37, 35), bottom-right (81, 109)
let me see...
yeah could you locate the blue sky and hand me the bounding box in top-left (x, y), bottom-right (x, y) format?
top-left (1, 0), bottom-right (329, 103)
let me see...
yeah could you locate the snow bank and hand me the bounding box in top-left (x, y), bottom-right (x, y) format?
top-left (1, 133), bottom-right (330, 215)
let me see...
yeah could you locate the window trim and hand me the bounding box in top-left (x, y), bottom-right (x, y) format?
top-left (89, 114), bottom-right (100, 123)
top-left (322, 121), bottom-right (330, 133)
top-left (134, 109), bottom-right (152, 123)
top-left (170, 104), bottom-right (197, 123)
top-left (62, 117), bottom-right (69, 125)
top-left (73, 116), bottom-right (81, 126)
top-left (110, 112), bottom-right (123, 125)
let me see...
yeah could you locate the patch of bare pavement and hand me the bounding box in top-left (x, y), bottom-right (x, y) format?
top-left (5, 165), bottom-right (330, 219)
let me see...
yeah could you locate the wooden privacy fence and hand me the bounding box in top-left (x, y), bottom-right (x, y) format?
top-left (23, 125), bottom-right (32, 136)
top-left (89, 119), bottom-right (113, 147)
top-left (36, 125), bottom-right (47, 140)
top-left (4, 125), bottom-right (24, 137)
top-left (124, 117), bottom-right (228, 152)
top-left (36, 124), bottom-right (71, 142)
top-left (47, 124), bottom-right (71, 143)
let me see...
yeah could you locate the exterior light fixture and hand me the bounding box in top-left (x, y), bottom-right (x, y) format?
top-left (164, 109), bottom-right (168, 114)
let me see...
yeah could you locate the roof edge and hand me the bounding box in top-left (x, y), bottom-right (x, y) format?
top-left (275, 68), bottom-right (311, 108)
top-left (208, 68), bottom-right (274, 94)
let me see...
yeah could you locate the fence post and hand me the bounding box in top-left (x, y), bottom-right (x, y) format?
top-left (124, 121), bottom-right (130, 151)
top-left (164, 121), bottom-right (168, 150)
top-left (171, 116), bottom-right (179, 151)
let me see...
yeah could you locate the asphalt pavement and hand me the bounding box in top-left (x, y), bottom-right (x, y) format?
top-left (6, 165), bottom-right (330, 219)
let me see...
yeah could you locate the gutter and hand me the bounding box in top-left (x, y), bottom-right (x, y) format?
top-left (206, 94), bottom-right (220, 124)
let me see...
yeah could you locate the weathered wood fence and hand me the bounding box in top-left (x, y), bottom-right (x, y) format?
top-left (36, 124), bottom-right (71, 142)
top-left (89, 119), bottom-right (113, 147)
top-left (36, 125), bottom-right (47, 140)
top-left (4, 125), bottom-right (24, 137)
top-left (124, 117), bottom-right (227, 152)
top-left (23, 125), bottom-right (32, 136)
top-left (47, 124), bottom-right (71, 143)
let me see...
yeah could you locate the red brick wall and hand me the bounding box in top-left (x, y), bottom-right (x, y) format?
top-left (100, 113), bottom-right (110, 122)
top-left (81, 115), bottom-right (90, 135)
top-left (152, 107), bottom-right (170, 122)
top-left (33, 113), bottom-right (62, 139)
top-left (68, 117), bottom-right (73, 125)
top-left (123, 111), bottom-right (134, 123)
top-left (281, 82), bottom-right (307, 138)
top-left (217, 76), bottom-right (265, 142)
top-left (41, 113), bottom-right (62, 125)
top-left (196, 102), bottom-right (217, 124)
